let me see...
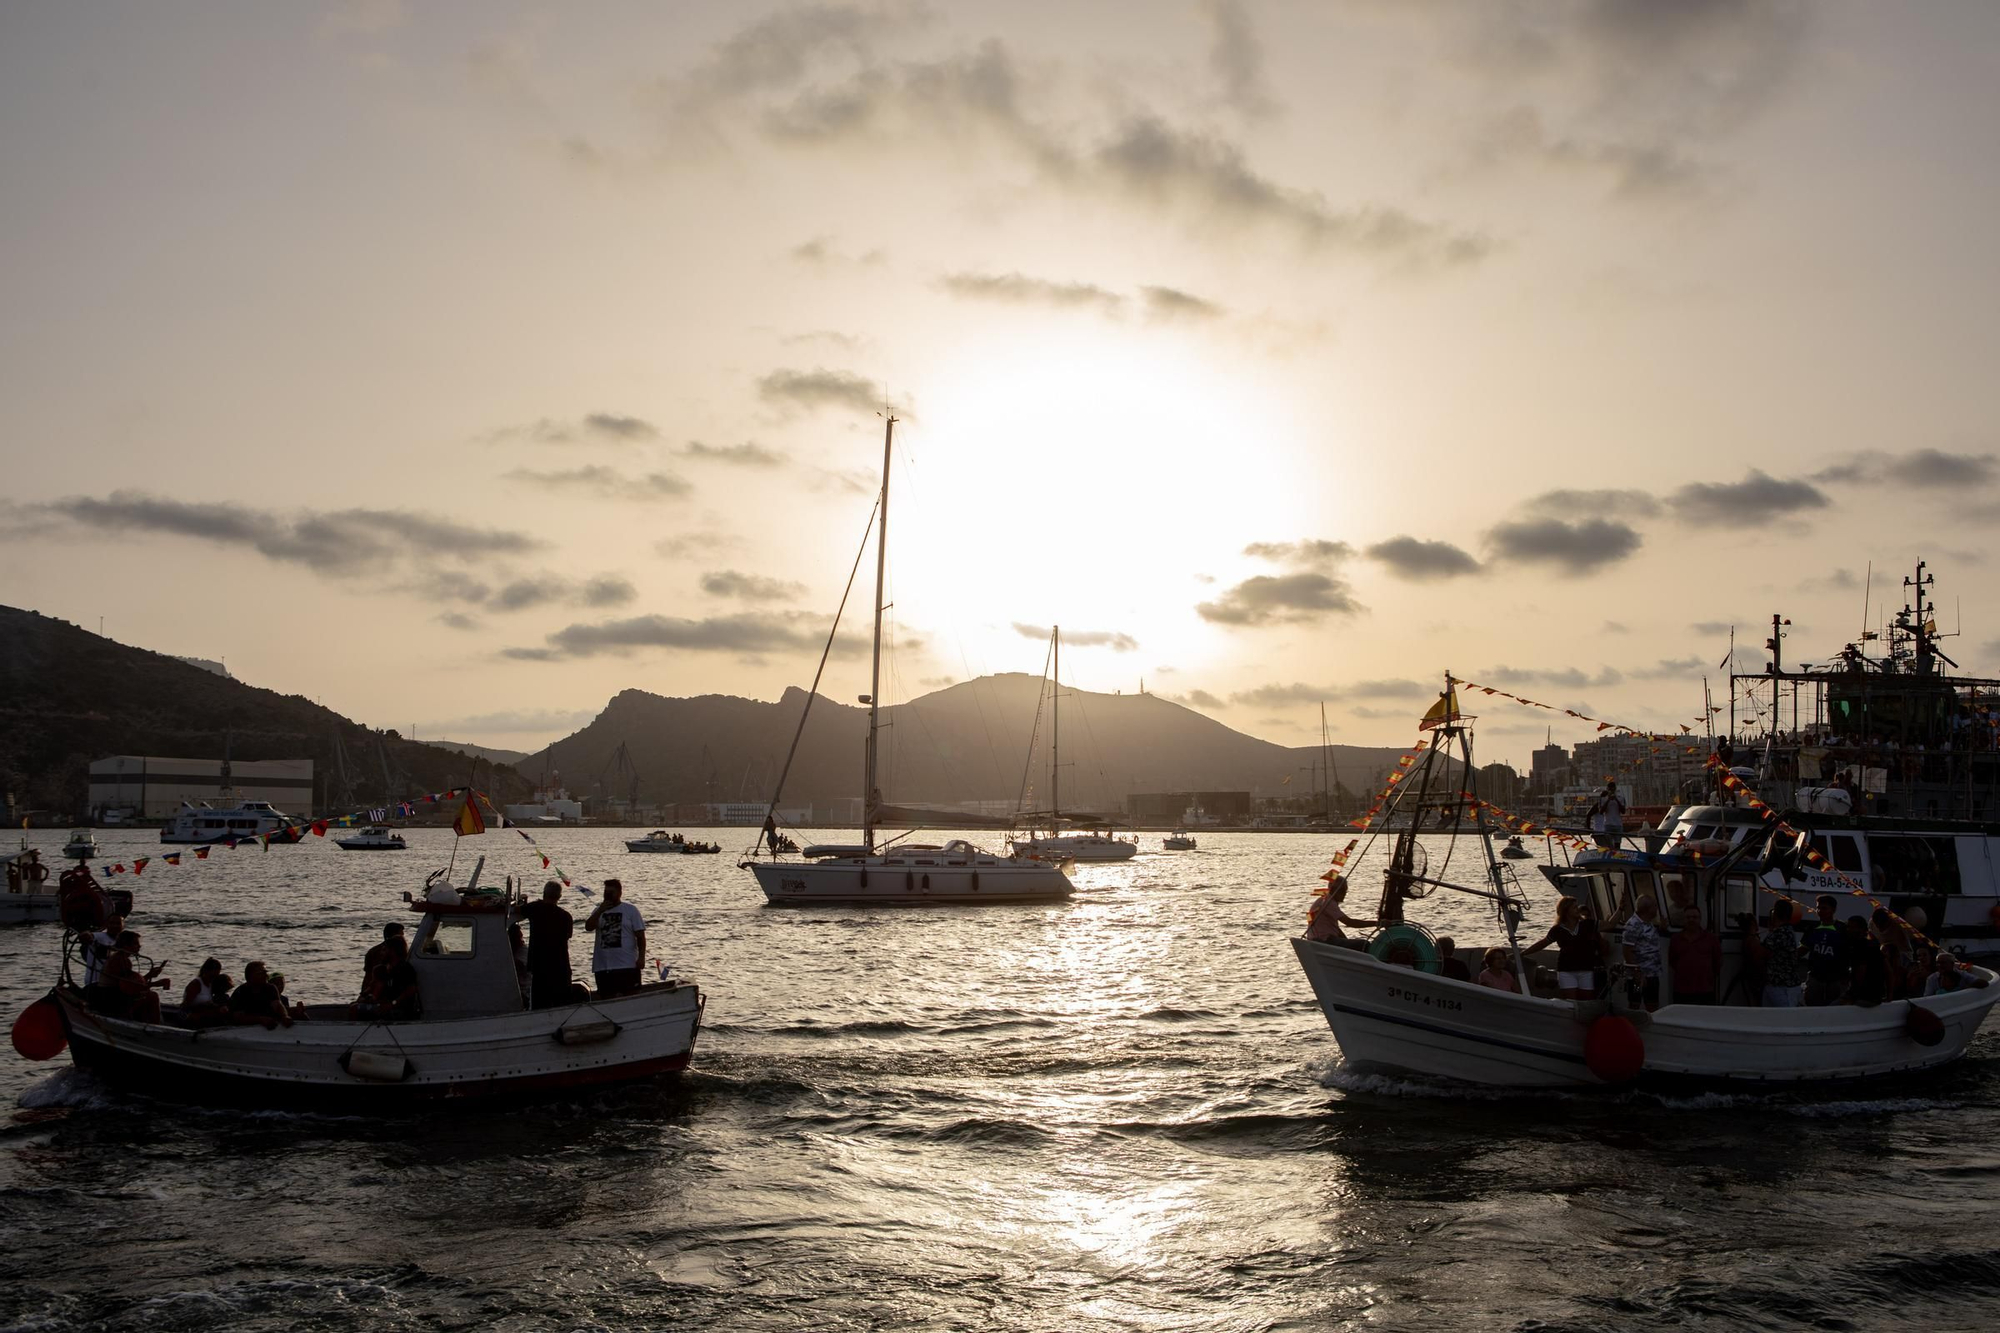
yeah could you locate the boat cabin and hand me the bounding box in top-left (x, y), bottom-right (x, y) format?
top-left (405, 898), bottom-right (525, 1019)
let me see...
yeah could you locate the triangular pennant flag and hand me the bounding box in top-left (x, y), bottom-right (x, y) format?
top-left (196, 846), bottom-right (211, 859)
top-left (163, 854), bottom-right (181, 866)
top-left (132, 858), bottom-right (149, 876)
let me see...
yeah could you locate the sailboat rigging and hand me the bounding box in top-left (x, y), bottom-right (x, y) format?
top-left (742, 417), bottom-right (1075, 906)
top-left (1007, 627), bottom-right (1138, 863)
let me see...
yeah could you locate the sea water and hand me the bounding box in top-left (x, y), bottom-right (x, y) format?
top-left (3, 828), bottom-right (1996, 1331)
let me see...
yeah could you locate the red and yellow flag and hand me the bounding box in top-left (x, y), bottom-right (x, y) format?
top-left (453, 796), bottom-right (486, 837)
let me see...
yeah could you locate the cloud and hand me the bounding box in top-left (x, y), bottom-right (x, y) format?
top-left (1198, 572), bottom-right (1363, 626)
top-left (1666, 470), bottom-right (1827, 526)
top-left (1602, 620), bottom-right (1630, 634)
top-left (519, 611), bottom-right (897, 660)
top-left (1799, 568), bottom-right (1860, 593)
top-left (435, 612), bottom-right (482, 632)
top-left (939, 271), bottom-right (1124, 314)
top-left (1690, 621), bottom-right (1734, 635)
top-left (1202, 0), bottom-right (1278, 118)
top-left (1009, 622), bottom-right (1139, 652)
top-left (1365, 535), bottom-right (1481, 581)
top-left (1814, 448), bottom-right (1998, 489)
top-left (680, 441), bottom-right (789, 468)
top-left (1093, 116), bottom-right (1492, 267)
top-left (1242, 538), bottom-right (1352, 567)
top-left (1470, 104), bottom-right (1709, 201)
top-left (1629, 656), bottom-right (1704, 679)
top-left (701, 569), bottom-right (808, 602)
top-left (487, 573), bottom-right (638, 613)
top-left (1174, 688), bottom-right (1225, 710)
top-left (1518, 487), bottom-right (1658, 517)
top-left (1141, 285), bottom-right (1226, 321)
top-left (484, 413), bottom-right (660, 445)
top-left (1482, 664), bottom-right (1623, 690)
top-left (36, 492), bottom-right (541, 577)
top-left (1484, 516), bottom-right (1641, 575)
top-left (757, 367), bottom-right (903, 416)
top-left (1227, 677), bottom-right (1429, 709)
top-left (581, 575), bottom-right (637, 607)
top-left (505, 466), bottom-right (694, 499)
top-left (655, 530), bottom-right (745, 560)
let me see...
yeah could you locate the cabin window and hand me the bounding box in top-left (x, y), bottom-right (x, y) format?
top-left (1865, 835), bottom-right (1960, 895)
top-left (1826, 834), bottom-right (1863, 873)
top-left (1723, 874), bottom-right (1760, 927)
top-left (424, 920), bottom-right (475, 956)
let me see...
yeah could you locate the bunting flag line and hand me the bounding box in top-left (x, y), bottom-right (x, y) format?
top-left (89, 787), bottom-right (477, 878)
top-left (1347, 740), bottom-right (1432, 832)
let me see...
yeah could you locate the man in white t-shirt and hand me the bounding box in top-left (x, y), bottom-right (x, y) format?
top-left (583, 878), bottom-right (647, 998)
top-left (1589, 781), bottom-right (1627, 849)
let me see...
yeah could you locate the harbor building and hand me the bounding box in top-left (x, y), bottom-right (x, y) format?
top-left (88, 756), bottom-right (314, 820)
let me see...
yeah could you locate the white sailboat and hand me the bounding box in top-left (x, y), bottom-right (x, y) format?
top-left (1008, 628), bottom-right (1139, 863)
top-left (744, 417), bottom-right (1075, 907)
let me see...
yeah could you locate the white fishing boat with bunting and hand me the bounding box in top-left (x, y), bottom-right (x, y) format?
top-left (335, 824), bottom-right (407, 851)
top-left (12, 855), bottom-right (703, 1107)
top-left (741, 416), bottom-right (1074, 907)
top-left (1290, 677), bottom-right (2000, 1089)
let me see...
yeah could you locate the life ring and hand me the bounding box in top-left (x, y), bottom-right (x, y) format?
top-left (1584, 1014), bottom-right (1645, 1082)
top-left (1905, 1003), bottom-right (1945, 1047)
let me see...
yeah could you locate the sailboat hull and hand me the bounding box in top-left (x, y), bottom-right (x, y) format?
top-left (749, 856), bottom-right (1073, 905)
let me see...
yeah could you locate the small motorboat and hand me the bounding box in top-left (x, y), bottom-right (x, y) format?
top-left (19, 860), bottom-right (703, 1108)
top-left (336, 825), bottom-right (408, 851)
top-left (3, 846), bottom-right (60, 925)
top-left (677, 840), bottom-right (721, 855)
top-left (1500, 836), bottom-right (1532, 859)
top-left (61, 830), bottom-right (99, 860)
top-left (627, 830), bottom-right (688, 853)
top-left (1162, 830), bottom-right (1197, 850)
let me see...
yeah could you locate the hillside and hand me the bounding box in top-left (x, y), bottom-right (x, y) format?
top-left (532, 673), bottom-right (1421, 814)
top-left (0, 605), bottom-right (532, 818)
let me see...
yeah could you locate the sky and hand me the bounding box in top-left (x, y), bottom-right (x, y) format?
top-left (4, 1), bottom-right (2000, 766)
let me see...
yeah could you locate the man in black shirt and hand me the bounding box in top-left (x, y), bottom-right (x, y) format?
top-left (1802, 895), bottom-right (1850, 1006)
top-left (228, 960), bottom-right (293, 1029)
top-left (518, 880), bottom-right (575, 1009)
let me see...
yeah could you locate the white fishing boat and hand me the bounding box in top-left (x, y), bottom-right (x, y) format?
top-left (1162, 830), bottom-right (1197, 850)
top-left (1291, 677), bottom-right (2000, 1089)
top-left (742, 417), bottom-right (1074, 908)
top-left (17, 861), bottom-right (703, 1107)
top-left (336, 825), bottom-right (407, 851)
top-left (61, 830), bottom-right (99, 860)
top-left (1009, 628), bottom-right (1138, 864)
top-left (160, 799), bottom-right (302, 845)
top-left (626, 831), bottom-right (721, 854)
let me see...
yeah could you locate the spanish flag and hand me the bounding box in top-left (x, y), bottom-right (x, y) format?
top-left (453, 796), bottom-right (486, 837)
top-left (1419, 686), bottom-right (1461, 732)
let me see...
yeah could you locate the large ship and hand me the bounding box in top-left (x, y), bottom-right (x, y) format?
top-left (160, 799), bottom-right (302, 845)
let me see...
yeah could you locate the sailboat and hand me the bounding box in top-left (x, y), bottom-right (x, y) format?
top-left (1008, 628), bottom-right (1139, 863)
top-left (743, 417), bottom-right (1075, 906)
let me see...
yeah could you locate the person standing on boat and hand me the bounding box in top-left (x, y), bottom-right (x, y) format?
top-left (1620, 896), bottom-right (1666, 1011)
top-left (584, 878), bottom-right (646, 998)
top-left (1588, 781), bottom-right (1627, 850)
top-left (1666, 906), bottom-right (1721, 1004)
top-left (1523, 897), bottom-right (1600, 1001)
top-left (1753, 902), bottom-right (1808, 1007)
top-left (1803, 896), bottom-right (1850, 1006)
top-left (1305, 877), bottom-right (1376, 948)
top-left (519, 880), bottom-right (575, 1009)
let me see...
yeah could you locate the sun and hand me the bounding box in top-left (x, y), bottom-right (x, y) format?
top-left (886, 326), bottom-right (1321, 682)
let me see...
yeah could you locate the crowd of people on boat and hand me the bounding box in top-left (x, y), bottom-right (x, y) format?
top-left (75, 875), bottom-right (657, 1026)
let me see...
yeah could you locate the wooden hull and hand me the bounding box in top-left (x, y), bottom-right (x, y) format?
top-left (1291, 936), bottom-right (2000, 1088)
top-left (51, 982), bottom-right (703, 1109)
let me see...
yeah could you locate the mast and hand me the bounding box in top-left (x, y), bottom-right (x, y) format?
top-left (1051, 626), bottom-right (1061, 823)
top-left (861, 415), bottom-right (895, 853)
top-left (1319, 701), bottom-right (1332, 822)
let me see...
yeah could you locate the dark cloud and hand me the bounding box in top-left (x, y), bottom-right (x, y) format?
top-left (701, 570), bottom-right (808, 603)
top-left (1483, 665), bottom-right (1623, 690)
top-left (1141, 285), bottom-right (1226, 321)
top-left (1690, 621), bottom-right (1734, 635)
top-left (1202, 0), bottom-right (1278, 118)
top-left (1484, 516), bottom-right (1641, 575)
top-left (1813, 448), bottom-right (1998, 490)
top-left (1094, 116), bottom-right (1492, 267)
top-left (670, 5), bottom-right (917, 118)
top-left (789, 236), bottom-right (884, 267)
top-left (757, 367), bottom-right (903, 416)
top-left (38, 492), bottom-right (540, 577)
top-left (485, 413), bottom-right (660, 445)
top-left (1365, 535), bottom-right (1481, 581)
top-left (1666, 470), bottom-right (1827, 526)
top-left (680, 441), bottom-right (788, 468)
top-left (1227, 678), bottom-right (1428, 709)
top-left (1175, 689), bottom-right (1225, 710)
top-left (518, 611), bottom-right (894, 660)
top-left (1470, 105), bottom-right (1709, 201)
top-left (1009, 622), bottom-right (1138, 652)
top-left (1602, 620), bottom-right (1630, 634)
top-left (1519, 487), bottom-right (1658, 517)
top-left (1798, 568), bottom-right (1860, 593)
top-left (582, 575), bottom-right (637, 607)
top-left (1198, 572), bottom-right (1363, 626)
top-left (1242, 538), bottom-right (1352, 568)
top-left (1630, 656), bottom-right (1704, 679)
top-left (492, 577), bottom-right (570, 612)
top-left (436, 612), bottom-right (482, 632)
top-left (505, 466), bottom-right (694, 499)
top-left (939, 271), bottom-right (1123, 314)
top-left (488, 573), bottom-right (637, 613)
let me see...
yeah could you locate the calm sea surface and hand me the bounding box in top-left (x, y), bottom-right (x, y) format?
top-left (4, 827), bottom-right (1999, 1332)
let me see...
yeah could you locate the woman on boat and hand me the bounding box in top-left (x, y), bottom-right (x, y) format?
top-left (1522, 897), bottom-right (1602, 1000)
top-left (1306, 876), bottom-right (1378, 948)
